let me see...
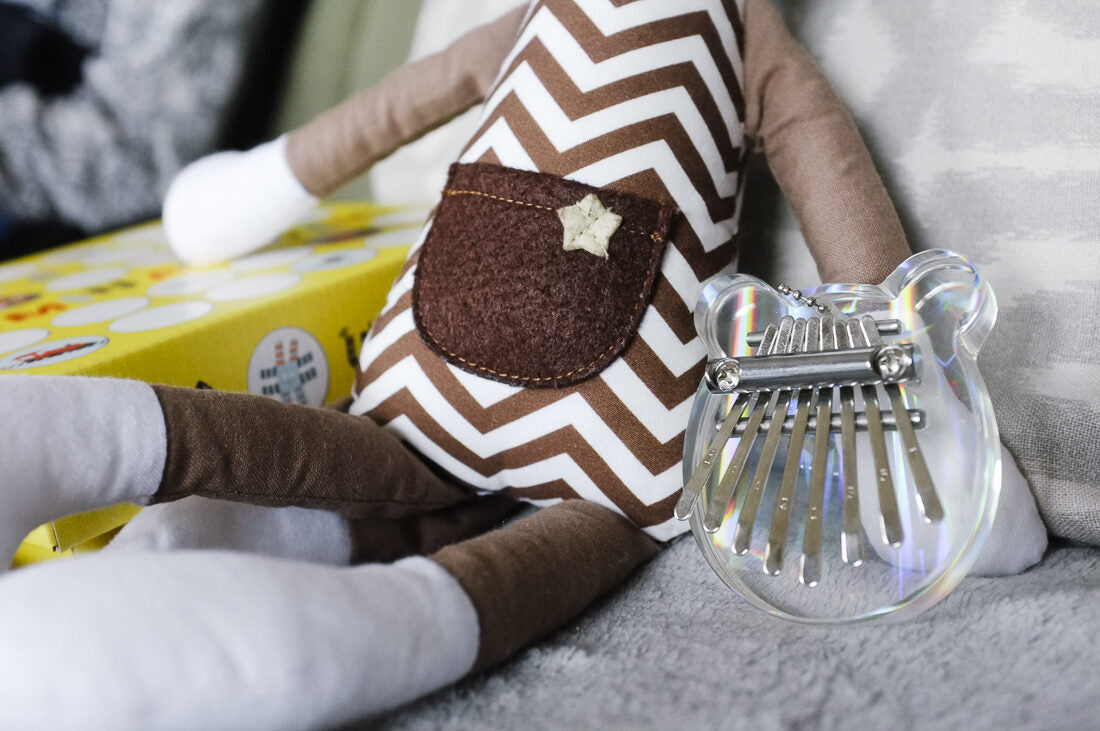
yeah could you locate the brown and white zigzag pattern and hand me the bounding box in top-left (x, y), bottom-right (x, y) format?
top-left (351, 0), bottom-right (748, 540)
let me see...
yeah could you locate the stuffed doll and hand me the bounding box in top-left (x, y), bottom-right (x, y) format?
top-left (0, 1), bottom-right (1047, 728)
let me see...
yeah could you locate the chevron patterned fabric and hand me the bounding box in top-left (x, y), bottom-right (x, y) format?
top-left (351, 0), bottom-right (747, 540)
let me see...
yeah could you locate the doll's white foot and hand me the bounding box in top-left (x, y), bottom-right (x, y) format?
top-left (162, 135), bottom-right (318, 265)
top-left (0, 551), bottom-right (478, 729)
top-left (106, 496), bottom-right (353, 565)
top-left (0, 376), bottom-right (165, 571)
top-left (970, 444), bottom-right (1047, 576)
top-left (858, 440), bottom-right (1047, 577)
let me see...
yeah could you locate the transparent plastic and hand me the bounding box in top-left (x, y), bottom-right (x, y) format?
top-left (682, 250), bottom-right (1001, 623)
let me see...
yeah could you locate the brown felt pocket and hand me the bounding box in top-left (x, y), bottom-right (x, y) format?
top-left (413, 163), bottom-right (675, 388)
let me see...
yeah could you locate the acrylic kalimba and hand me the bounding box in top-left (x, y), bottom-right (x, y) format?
top-left (678, 250), bottom-right (1001, 622)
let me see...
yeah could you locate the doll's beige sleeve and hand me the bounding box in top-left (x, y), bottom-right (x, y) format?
top-left (743, 0), bottom-right (912, 284)
top-left (286, 6), bottom-right (526, 197)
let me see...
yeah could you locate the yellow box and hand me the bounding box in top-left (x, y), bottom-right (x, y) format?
top-left (1, 202), bottom-right (426, 566)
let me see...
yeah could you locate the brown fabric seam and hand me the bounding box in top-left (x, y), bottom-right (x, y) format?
top-left (440, 189), bottom-right (665, 243)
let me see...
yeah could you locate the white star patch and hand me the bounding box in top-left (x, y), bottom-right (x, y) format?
top-left (556, 194), bottom-right (622, 259)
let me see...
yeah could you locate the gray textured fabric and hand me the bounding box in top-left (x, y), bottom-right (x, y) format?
top-left (375, 540), bottom-right (1099, 729)
top-left (0, 0), bottom-right (265, 231)
top-left (743, 1), bottom-right (1100, 545)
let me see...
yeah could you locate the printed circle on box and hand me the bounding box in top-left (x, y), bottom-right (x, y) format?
top-left (0, 262), bottom-right (38, 284)
top-left (230, 247), bottom-right (312, 272)
top-left (83, 248), bottom-right (175, 268)
top-left (108, 301), bottom-right (213, 333)
top-left (0, 335), bottom-right (109, 370)
top-left (0, 328), bottom-right (50, 355)
top-left (52, 297), bottom-right (150, 327)
top-left (147, 270), bottom-right (235, 297)
top-left (206, 273), bottom-right (301, 302)
top-left (292, 249), bottom-right (377, 273)
top-left (247, 327), bottom-right (329, 407)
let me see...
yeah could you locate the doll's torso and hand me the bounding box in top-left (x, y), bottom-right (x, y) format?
top-left (351, 0), bottom-right (747, 540)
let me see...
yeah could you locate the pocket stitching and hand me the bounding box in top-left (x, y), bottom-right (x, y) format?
top-left (440, 188), bottom-right (665, 243)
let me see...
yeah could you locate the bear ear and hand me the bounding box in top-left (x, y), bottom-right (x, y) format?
top-left (881, 249), bottom-right (998, 358)
top-left (743, 0), bottom-right (911, 285)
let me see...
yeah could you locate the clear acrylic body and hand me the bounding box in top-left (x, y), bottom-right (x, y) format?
top-left (683, 250), bottom-right (1001, 623)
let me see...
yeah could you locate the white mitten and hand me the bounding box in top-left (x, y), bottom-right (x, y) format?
top-left (106, 496), bottom-right (353, 566)
top-left (0, 376), bottom-right (165, 571)
top-left (0, 551), bottom-right (479, 730)
top-left (162, 135), bottom-right (318, 264)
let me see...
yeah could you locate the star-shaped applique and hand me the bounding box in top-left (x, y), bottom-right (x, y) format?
top-left (556, 193), bottom-right (622, 259)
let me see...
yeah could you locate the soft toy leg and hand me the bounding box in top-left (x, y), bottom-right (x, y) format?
top-left (430, 500), bottom-right (660, 674)
top-left (0, 551), bottom-right (480, 729)
top-left (0, 501), bottom-right (653, 728)
top-left (105, 496), bottom-right (355, 565)
top-left (0, 375), bottom-right (165, 570)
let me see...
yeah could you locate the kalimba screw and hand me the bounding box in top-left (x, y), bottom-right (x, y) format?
top-left (875, 345), bottom-right (912, 380)
top-left (711, 360), bottom-right (741, 391)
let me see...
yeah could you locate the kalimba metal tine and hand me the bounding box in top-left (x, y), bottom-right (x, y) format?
top-left (675, 391), bottom-right (751, 519)
top-left (731, 317), bottom-right (798, 553)
top-left (837, 320), bottom-right (865, 566)
top-left (801, 314), bottom-right (835, 586)
top-left (849, 319), bottom-right (904, 548)
top-left (860, 315), bottom-right (944, 524)
top-left (764, 317), bottom-right (818, 575)
top-left (699, 324), bottom-right (782, 531)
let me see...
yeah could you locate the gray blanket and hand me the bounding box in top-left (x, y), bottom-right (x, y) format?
top-left (379, 540), bottom-right (1099, 729)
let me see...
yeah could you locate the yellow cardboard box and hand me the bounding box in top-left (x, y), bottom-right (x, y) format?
top-left (1, 202), bottom-right (425, 567)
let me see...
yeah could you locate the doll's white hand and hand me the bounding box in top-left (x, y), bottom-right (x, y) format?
top-left (106, 495), bottom-right (353, 566)
top-left (162, 135), bottom-right (318, 265)
top-left (0, 376), bottom-right (165, 572)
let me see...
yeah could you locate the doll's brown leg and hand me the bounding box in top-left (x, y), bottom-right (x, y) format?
top-left (150, 384), bottom-right (472, 519)
top-left (429, 500), bottom-right (660, 674)
top-left (347, 494), bottom-right (522, 564)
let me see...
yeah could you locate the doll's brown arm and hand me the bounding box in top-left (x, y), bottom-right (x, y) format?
top-left (150, 385), bottom-right (474, 519)
top-left (743, 0), bottom-right (912, 284)
top-left (286, 6), bottom-right (526, 197)
top-left (346, 495), bottom-right (522, 564)
top-left (430, 500), bottom-right (659, 673)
